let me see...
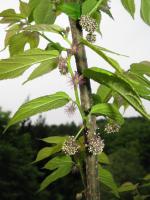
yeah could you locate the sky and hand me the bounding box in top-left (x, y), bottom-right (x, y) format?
top-left (0, 0), bottom-right (150, 125)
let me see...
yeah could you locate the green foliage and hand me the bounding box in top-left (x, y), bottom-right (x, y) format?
top-left (91, 103), bottom-right (124, 125)
top-left (99, 165), bottom-right (119, 197)
top-left (40, 155), bottom-right (73, 191)
top-left (58, 3), bottom-right (81, 20)
top-left (6, 92), bottom-right (70, 130)
top-left (82, 0), bottom-right (103, 16)
top-left (34, 146), bottom-right (62, 163)
top-left (141, 0), bottom-right (150, 25)
top-left (33, 0), bottom-right (56, 24)
top-left (98, 152), bottom-right (110, 165)
top-left (121, 0), bottom-right (135, 18)
top-left (84, 67), bottom-right (150, 120)
top-left (41, 136), bottom-right (67, 144)
top-left (0, 49), bottom-right (59, 80)
top-left (9, 31), bottom-right (39, 56)
top-left (81, 38), bottom-right (124, 73)
top-left (24, 24), bottom-right (65, 34)
top-left (23, 58), bottom-right (58, 83)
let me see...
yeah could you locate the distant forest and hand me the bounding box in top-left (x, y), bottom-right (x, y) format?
top-left (0, 108), bottom-right (149, 200)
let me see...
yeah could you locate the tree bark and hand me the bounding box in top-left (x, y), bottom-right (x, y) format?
top-left (66, 2), bottom-right (100, 199)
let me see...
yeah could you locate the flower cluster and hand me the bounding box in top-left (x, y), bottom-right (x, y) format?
top-left (86, 33), bottom-right (96, 43)
top-left (71, 71), bottom-right (85, 86)
top-left (80, 15), bottom-right (97, 33)
top-left (79, 15), bottom-right (97, 43)
top-left (65, 102), bottom-right (77, 116)
top-left (58, 56), bottom-right (68, 75)
top-left (88, 135), bottom-right (105, 155)
top-left (104, 122), bottom-right (120, 134)
top-left (62, 136), bottom-right (80, 155)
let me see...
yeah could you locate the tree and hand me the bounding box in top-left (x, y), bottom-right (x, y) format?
top-left (0, 0), bottom-right (150, 200)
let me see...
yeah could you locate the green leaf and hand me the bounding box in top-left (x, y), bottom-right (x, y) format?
top-left (97, 84), bottom-right (112, 103)
top-left (0, 49), bottom-right (59, 79)
top-left (143, 174), bottom-right (150, 181)
top-left (58, 3), bottom-right (81, 20)
top-left (40, 155), bottom-right (72, 191)
top-left (33, 0), bottom-right (56, 24)
top-left (81, 38), bottom-right (124, 73)
top-left (98, 152), bottom-right (110, 165)
top-left (34, 145), bottom-right (61, 163)
top-left (9, 31), bottom-right (39, 56)
top-left (6, 92), bottom-right (70, 129)
top-left (82, 0), bottom-right (103, 16)
top-left (121, 0), bottom-right (135, 18)
top-left (91, 103), bottom-right (124, 125)
top-left (84, 67), bottom-right (150, 120)
top-left (92, 11), bottom-right (102, 33)
top-left (24, 24), bottom-right (65, 34)
top-left (141, 0), bottom-right (150, 26)
top-left (0, 9), bottom-right (25, 19)
top-left (4, 24), bottom-right (21, 48)
top-left (99, 166), bottom-right (119, 197)
top-left (127, 72), bottom-right (150, 100)
top-left (41, 136), bottom-right (67, 144)
top-left (44, 155), bottom-right (72, 170)
top-left (118, 182), bottom-right (137, 193)
top-left (19, 0), bottom-right (30, 17)
top-left (24, 58), bottom-right (58, 83)
top-left (130, 61), bottom-right (150, 76)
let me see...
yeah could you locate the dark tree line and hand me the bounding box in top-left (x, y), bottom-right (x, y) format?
top-left (0, 108), bottom-right (149, 200)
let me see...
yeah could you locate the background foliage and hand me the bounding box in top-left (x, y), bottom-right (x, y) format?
top-left (0, 108), bottom-right (149, 200)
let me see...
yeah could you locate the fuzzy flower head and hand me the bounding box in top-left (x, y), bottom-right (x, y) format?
top-left (104, 121), bottom-right (120, 134)
top-left (79, 15), bottom-right (97, 33)
top-left (58, 56), bottom-right (68, 75)
top-left (70, 72), bottom-right (85, 87)
top-left (65, 102), bottom-right (77, 116)
top-left (86, 33), bottom-right (96, 43)
top-left (88, 135), bottom-right (105, 155)
top-left (62, 136), bottom-right (80, 155)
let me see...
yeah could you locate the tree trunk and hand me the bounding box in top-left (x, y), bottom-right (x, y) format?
top-left (67, 2), bottom-right (100, 199)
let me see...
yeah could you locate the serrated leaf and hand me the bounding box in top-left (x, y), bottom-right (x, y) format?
top-left (0, 49), bottom-right (59, 79)
top-left (84, 67), bottom-right (150, 120)
top-left (24, 58), bottom-right (58, 83)
top-left (34, 145), bottom-right (61, 163)
top-left (24, 24), bottom-right (64, 34)
top-left (98, 152), bottom-right (110, 165)
top-left (41, 136), bottom-right (67, 144)
top-left (118, 182), bottom-right (137, 193)
top-left (33, 0), bottom-right (56, 24)
top-left (9, 31), bottom-right (39, 56)
top-left (81, 38), bottom-right (124, 73)
top-left (141, 0), bottom-right (150, 26)
top-left (58, 3), bottom-right (81, 20)
top-left (99, 166), bottom-right (119, 197)
top-left (82, 0), bottom-right (103, 16)
top-left (40, 155), bottom-right (72, 191)
top-left (121, 0), bottom-right (135, 18)
top-left (91, 103), bottom-right (124, 125)
top-left (6, 91), bottom-right (70, 129)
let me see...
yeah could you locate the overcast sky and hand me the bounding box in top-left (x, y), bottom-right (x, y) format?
top-left (0, 0), bottom-right (150, 125)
